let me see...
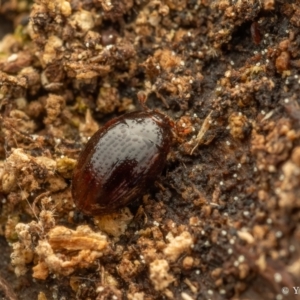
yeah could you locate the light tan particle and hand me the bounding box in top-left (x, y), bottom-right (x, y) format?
top-left (128, 292), bottom-right (144, 300)
top-left (182, 256), bottom-right (194, 270)
top-left (149, 259), bottom-right (174, 291)
top-left (183, 278), bottom-right (198, 294)
top-left (48, 225), bottom-right (107, 251)
top-left (164, 231), bottom-right (193, 262)
top-left (44, 94), bottom-right (65, 124)
top-left (237, 230), bottom-right (254, 244)
top-left (42, 36), bottom-right (63, 65)
top-left (32, 261), bottom-right (49, 280)
top-left (181, 292), bottom-right (194, 300)
top-left (69, 10), bottom-right (95, 33)
top-left (94, 207), bottom-right (133, 237)
top-left (60, 0), bottom-right (72, 17)
top-left (263, 0), bottom-right (275, 10)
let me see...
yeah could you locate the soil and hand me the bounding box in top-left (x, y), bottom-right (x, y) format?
top-left (0, 0), bottom-right (300, 300)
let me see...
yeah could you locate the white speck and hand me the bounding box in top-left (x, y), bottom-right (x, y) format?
top-left (254, 167), bottom-right (257, 172)
top-left (228, 248), bottom-right (233, 255)
top-left (284, 98), bottom-right (289, 103)
top-left (275, 231), bottom-right (282, 238)
top-left (7, 53), bottom-right (18, 62)
top-left (208, 290), bottom-right (213, 295)
top-left (230, 238), bottom-right (235, 245)
top-left (201, 230), bottom-right (205, 235)
top-left (180, 61), bottom-right (185, 66)
top-left (289, 245), bottom-right (295, 252)
top-left (2, 198), bottom-right (6, 204)
top-left (60, 155), bottom-right (64, 158)
top-left (234, 196), bottom-right (238, 201)
top-left (264, 33), bottom-right (269, 37)
top-left (225, 70), bottom-right (231, 78)
top-left (253, 51), bottom-right (258, 55)
top-left (204, 240), bottom-right (210, 246)
top-left (266, 218), bottom-right (272, 224)
top-left (221, 230), bottom-right (227, 236)
top-left (193, 113), bottom-right (198, 118)
top-left (112, 296), bottom-right (118, 300)
top-left (226, 140), bottom-right (231, 146)
top-left (85, 42), bottom-right (90, 48)
top-left (220, 181), bottom-right (224, 186)
top-left (153, 221), bottom-right (159, 226)
top-left (233, 173), bottom-right (237, 178)
top-left (97, 287), bottom-right (104, 292)
top-left (156, 65), bottom-right (161, 70)
top-left (276, 295), bottom-right (283, 300)
top-left (285, 29), bottom-right (289, 33)
top-left (181, 123), bottom-right (186, 128)
top-left (243, 211), bottom-right (250, 217)
top-left (230, 60), bottom-right (234, 66)
top-left (261, 110), bottom-right (266, 115)
top-left (189, 79), bottom-right (193, 84)
top-left (266, 59), bottom-right (270, 63)
top-left (187, 31), bottom-right (192, 37)
top-left (294, 75), bottom-right (299, 79)
top-left (237, 163), bottom-right (241, 169)
top-left (233, 260), bottom-right (239, 267)
top-left (195, 270), bottom-right (200, 274)
top-left (274, 273), bottom-right (282, 282)
top-left (219, 289), bottom-right (226, 295)
top-left (238, 255), bottom-right (245, 263)
top-left (256, 62), bottom-right (261, 66)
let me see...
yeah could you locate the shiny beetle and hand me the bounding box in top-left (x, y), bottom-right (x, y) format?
top-left (72, 110), bottom-right (172, 215)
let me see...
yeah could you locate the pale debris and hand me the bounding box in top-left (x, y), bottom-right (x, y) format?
top-left (128, 292), bottom-right (144, 300)
top-left (164, 231), bottom-right (193, 262)
top-left (33, 225), bottom-right (107, 279)
top-left (94, 207), bottom-right (133, 237)
top-left (149, 259), bottom-right (174, 291)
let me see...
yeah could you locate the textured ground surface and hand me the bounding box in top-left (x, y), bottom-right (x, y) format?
top-left (0, 0), bottom-right (300, 299)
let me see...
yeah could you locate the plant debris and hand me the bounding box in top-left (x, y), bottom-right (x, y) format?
top-left (0, 0), bottom-right (300, 299)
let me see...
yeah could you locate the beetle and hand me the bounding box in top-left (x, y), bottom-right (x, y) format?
top-left (72, 109), bottom-right (172, 215)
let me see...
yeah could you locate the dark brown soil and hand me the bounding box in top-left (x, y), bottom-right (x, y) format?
top-left (0, 1), bottom-right (300, 299)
